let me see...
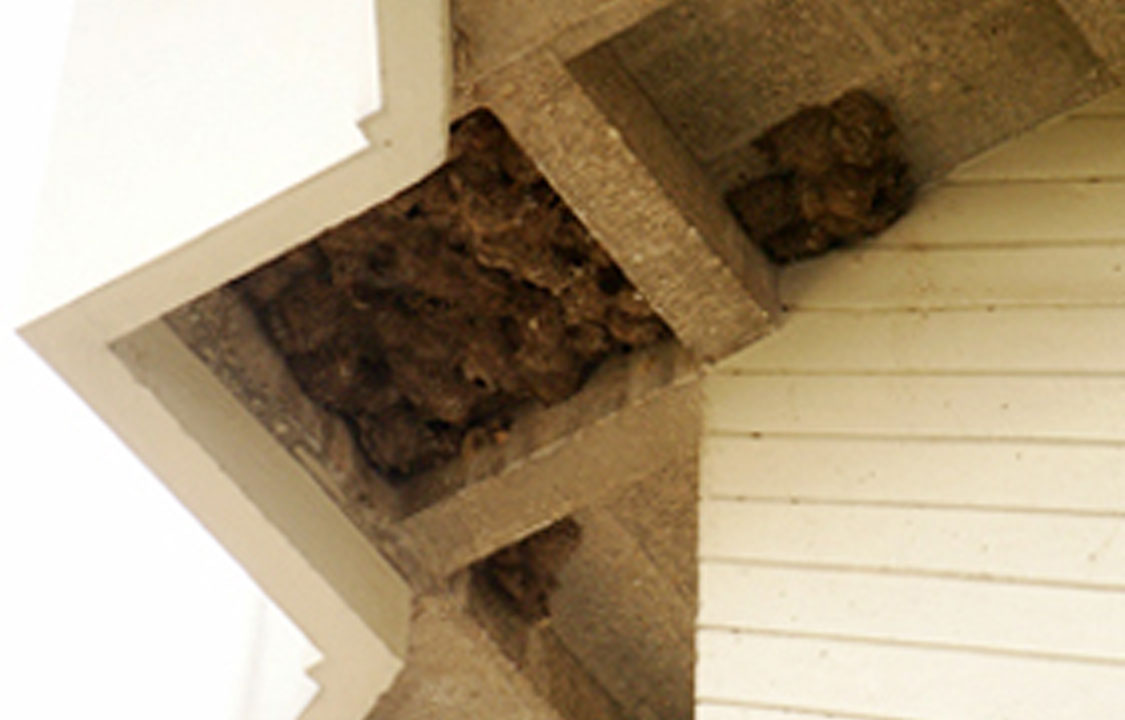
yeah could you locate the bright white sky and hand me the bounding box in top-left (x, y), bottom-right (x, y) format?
top-left (0, 2), bottom-right (383, 718)
top-left (22, 0), bottom-right (378, 319)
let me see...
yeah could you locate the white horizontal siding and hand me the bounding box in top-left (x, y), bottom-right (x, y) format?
top-left (696, 705), bottom-right (877, 720)
top-left (707, 375), bottom-right (1125, 441)
top-left (703, 436), bottom-right (1125, 513)
top-left (701, 501), bottom-right (1125, 587)
top-left (700, 563), bottom-right (1125, 662)
top-left (1071, 88), bottom-right (1125, 115)
top-left (949, 114), bottom-right (1125, 181)
top-left (780, 245), bottom-right (1125, 310)
top-left (698, 631), bottom-right (1125, 720)
top-left (699, 92), bottom-right (1125, 719)
top-left (724, 308), bottom-right (1125, 374)
top-left (876, 182), bottom-right (1125, 247)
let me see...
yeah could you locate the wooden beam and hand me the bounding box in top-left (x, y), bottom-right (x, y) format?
top-left (479, 46), bottom-right (779, 361)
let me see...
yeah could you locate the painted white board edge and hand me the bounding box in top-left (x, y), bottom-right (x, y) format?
top-left (18, 1), bottom-right (451, 717)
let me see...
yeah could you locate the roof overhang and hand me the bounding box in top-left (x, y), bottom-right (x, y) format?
top-left (18, 2), bottom-right (450, 717)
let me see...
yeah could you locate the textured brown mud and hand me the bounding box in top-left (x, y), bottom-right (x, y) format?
top-left (726, 89), bottom-right (914, 263)
top-left (474, 517), bottom-right (584, 623)
top-left (235, 111), bottom-right (668, 480)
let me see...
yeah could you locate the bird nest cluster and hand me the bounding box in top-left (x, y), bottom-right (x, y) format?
top-left (235, 110), bottom-right (668, 481)
top-left (726, 89), bottom-right (914, 263)
top-left (474, 516), bottom-right (583, 624)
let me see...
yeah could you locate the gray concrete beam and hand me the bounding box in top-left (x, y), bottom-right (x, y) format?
top-left (551, 464), bottom-right (698, 720)
top-left (368, 593), bottom-right (623, 720)
top-left (394, 349), bottom-right (701, 580)
top-left (1055, 0), bottom-right (1125, 79)
top-left (609, 0), bottom-right (1116, 187)
top-left (451, 0), bottom-right (678, 116)
top-left (481, 47), bottom-right (779, 361)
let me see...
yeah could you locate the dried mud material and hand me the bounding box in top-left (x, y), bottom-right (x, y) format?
top-left (474, 517), bottom-right (583, 624)
top-left (726, 89), bottom-right (914, 263)
top-left (234, 111), bottom-right (669, 481)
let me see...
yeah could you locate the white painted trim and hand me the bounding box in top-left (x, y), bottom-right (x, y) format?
top-left (19, 1), bottom-right (451, 716)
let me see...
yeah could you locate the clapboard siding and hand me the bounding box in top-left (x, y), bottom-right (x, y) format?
top-left (696, 705), bottom-right (875, 720)
top-left (949, 115), bottom-right (1125, 181)
top-left (703, 436), bottom-right (1125, 513)
top-left (699, 92), bottom-right (1125, 719)
top-left (780, 244), bottom-right (1125, 310)
top-left (1071, 88), bottom-right (1125, 115)
top-left (697, 631), bottom-right (1125, 720)
top-left (875, 182), bottom-right (1125, 247)
top-left (700, 564), bottom-right (1125, 663)
top-left (722, 309), bottom-right (1125, 374)
top-left (707, 375), bottom-right (1125, 441)
top-left (701, 501), bottom-right (1125, 588)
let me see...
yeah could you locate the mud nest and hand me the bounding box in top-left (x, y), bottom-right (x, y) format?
top-left (474, 517), bottom-right (582, 624)
top-left (726, 89), bottom-right (914, 263)
top-left (236, 111), bottom-right (668, 480)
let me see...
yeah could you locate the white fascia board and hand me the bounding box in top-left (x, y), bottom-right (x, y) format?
top-left (19, 2), bottom-right (451, 717)
top-left (24, 0), bottom-right (381, 322)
